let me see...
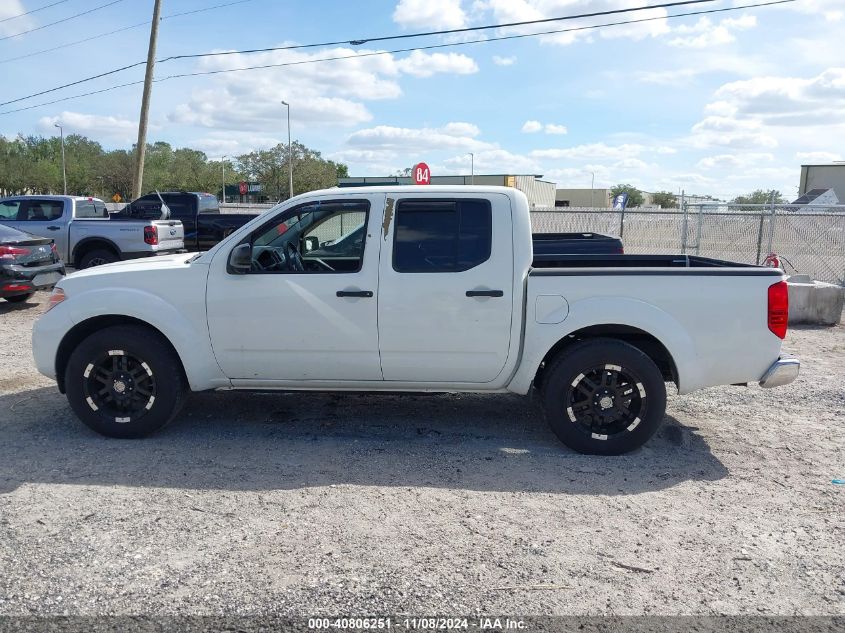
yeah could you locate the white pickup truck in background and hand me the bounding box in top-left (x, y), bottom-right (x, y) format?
top-left (32, 186), bottom-right (799, 454)
top-left (0, 195), bottom-right (184, 268)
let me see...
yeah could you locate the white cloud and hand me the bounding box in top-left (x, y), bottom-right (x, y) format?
top-left (696, 153), bottom-right (775, 170)
top-left (544, 123), bottom-right (568, 135)
top-left (169, 45), bottom-right (479, 133)
top-left (669, 15), bottom-right (756, 48)
top-left (393, 0), bottom-right (467, 29)
top-left (443, 148), bottom-right (539, 174)
top-left (346, 123), bottom-right (495, 153)
top-left (395, 51), bottom-right (478, 77)
top-left (689, 116), bottom-right (778, 149)
top-left (0, 1), bottom-right (34, 37)
top-left (37, 112), bottom-right (140, 143)
top-left (796, 151), bottom-right (842, 163)
top-left (531, 142), bottom-right (675, 161)
top-left (492, 55), bottom-right (516, 66)
top-left (521, 120), bottom-right (542, 133)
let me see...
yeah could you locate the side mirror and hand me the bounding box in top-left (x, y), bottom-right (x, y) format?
top-left (227, 243), bottom-right (252, 274)
top-left (304, 236), bottom-right (319, 252)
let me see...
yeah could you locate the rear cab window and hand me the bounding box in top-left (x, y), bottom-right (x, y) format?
top-left (198, 194), bottom-right (220, 214)
top-left (392, 199), bottom-right (492, 273)
top-left (75, 199), bottom-right (108, 218)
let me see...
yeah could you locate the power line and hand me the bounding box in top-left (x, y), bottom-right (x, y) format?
top-left (165, 0), bottom-right (720, 61)
top-left (0, 0), bottom-right (71, 24)
top-left (0, 0), bottom-right (721, 106)
top-left (0, 0), bottom-right (797, 116)
top-left (0, 0), bottom-right (256, 66)
top-left (162, 0), bottom-right (795, 81)
top-left (0, 0), bottom-right (126, 42)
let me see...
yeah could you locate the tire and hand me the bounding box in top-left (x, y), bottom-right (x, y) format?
top-left (64, 325), bottom-right (187, 438)
top-left (541, 338), bottom-right (667, 455)
top-left (78, 248), bottom-right (118, 269)
top-left (4, 293), bottom-right (34, 303)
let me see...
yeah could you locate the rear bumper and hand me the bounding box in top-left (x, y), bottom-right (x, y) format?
top-left (1, 261), bottom-right (65, 297)
top-left (759, 355), bottom-right (800, 388)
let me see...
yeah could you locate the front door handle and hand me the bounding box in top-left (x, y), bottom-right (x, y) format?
top-left (47, 226), bottom-right (61, 231)
top-left (337, 290), bottom-right (373, 298)
top-left (466, 289), bottom-right (504, 297)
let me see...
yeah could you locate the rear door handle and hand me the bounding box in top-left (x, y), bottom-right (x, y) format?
top-left (466, 289), bottom-right (504, 297)
top-left (337, 290), bottom-right (373, 298)
top-left (47, 226), bottom-right (60, 231)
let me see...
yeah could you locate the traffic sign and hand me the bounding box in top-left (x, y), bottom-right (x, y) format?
top-left (413, 162), bottom-right (431, 185)
top-left (111, 193), bottom-right (122, 203)
top-left (238, 181), bottom-right (248, 195)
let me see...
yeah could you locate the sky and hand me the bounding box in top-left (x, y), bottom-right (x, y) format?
top-left (0, 0), bottom-right (843, 200)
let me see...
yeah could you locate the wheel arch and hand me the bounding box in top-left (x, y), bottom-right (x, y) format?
top-left (71, 237), bottom-right (120, 267)
top-left (55, 315), bottom-right (184, 393)
top-left (533, 324), bottom-right (679, 394)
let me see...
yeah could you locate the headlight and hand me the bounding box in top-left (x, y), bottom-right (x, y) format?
top-left (44, 287), bottom-right (66, 313)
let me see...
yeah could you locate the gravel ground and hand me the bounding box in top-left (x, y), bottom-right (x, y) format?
top-left (0, 292), bottom-right (843, 617)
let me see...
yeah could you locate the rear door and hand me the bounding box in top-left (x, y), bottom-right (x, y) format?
top-left (377, 193), bottom-right (515, 383)
top-left (6, 199), bottom-right (69, 260)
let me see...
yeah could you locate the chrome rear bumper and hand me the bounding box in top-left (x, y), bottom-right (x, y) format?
top-left (759, 355), bottom-right (800, 388)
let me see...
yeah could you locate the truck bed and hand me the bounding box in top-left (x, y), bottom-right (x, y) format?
top-left (531, 232), bottom-right (623, 256)
top-left (531, 253), bottom-right (774, 271)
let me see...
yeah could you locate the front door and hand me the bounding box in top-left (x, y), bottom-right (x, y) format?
top-left (377, 194), bottom-right (515, 383)
top-left (206, 195), bottom-right (384, 382)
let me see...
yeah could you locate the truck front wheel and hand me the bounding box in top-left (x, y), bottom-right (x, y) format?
top-left (541, 338), bottom-right (666, 455)
top-left (78, 249), bottom-right (117, 268)
top-left (64, 325), bottom-right (187, 438)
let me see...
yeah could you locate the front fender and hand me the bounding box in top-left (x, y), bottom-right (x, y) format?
top-left (62, 288), bottom-right (228, 391)
top-left (508, 295), bottom-right (700, 395)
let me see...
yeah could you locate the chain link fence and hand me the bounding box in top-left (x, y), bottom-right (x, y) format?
top-left (530, 204), bottom-right (845, 286)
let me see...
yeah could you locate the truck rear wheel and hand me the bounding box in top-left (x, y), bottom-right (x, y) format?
top-left (64, 325), bottom-right (187, 438)
top-left (541, 338), bottom-right (666, 455)
top-left (78, 249), bottom-right (117, 268)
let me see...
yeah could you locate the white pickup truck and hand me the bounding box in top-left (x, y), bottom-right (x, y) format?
top-left (0, 195), bottom-right (184, 268)
top-left (33, 186), bottom-right (799, 454)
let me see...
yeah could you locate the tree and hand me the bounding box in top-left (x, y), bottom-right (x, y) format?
top-left (0, 133), bottom-right (347, 201)
top-left (651, 191), bottom-right (677, 209)
top-left (609, 184), bottom-right (644, 208)
top-left (733, 189), bottom-right (785, 205)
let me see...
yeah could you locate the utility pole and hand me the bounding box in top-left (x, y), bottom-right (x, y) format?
top-left (281, 100), bottom-right (293, 198)
top-left (468, 152), bottom-right (474, 184)
top-left (221, 155), bottom-right (227, 203)
top-left (132, 0), bottom-right (163, 200)
top-left (54, 122), bottom-right (67, 195)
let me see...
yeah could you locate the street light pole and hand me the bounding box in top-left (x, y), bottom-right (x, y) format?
top-left (468, 153), bottom-right (474, 185)
top-left (221, 155), bottom-right (227, 203)
top-left (281, 100), bottom-right (293, 198)
top-left (588, 171), bottom-right (595, 208)
top-left (54, 123), bottom-right (67, 195)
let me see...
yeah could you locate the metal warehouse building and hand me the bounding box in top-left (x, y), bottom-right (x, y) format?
top-left (338, 174), bottom-right (556, 208)
top-left (799, 163), bottom-right (845, 202)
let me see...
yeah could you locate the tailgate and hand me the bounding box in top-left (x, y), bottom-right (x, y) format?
top-left (152, 220), bottom-right (184, 252)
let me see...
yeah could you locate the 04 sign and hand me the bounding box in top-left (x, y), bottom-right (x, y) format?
top-left (413, 162), bottom-right (431, 185)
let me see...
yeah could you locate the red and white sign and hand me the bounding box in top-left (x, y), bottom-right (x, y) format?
top-left (238, 181), bottom-right (248, 195)
top-left (413, 162), bottom-right (431, 185)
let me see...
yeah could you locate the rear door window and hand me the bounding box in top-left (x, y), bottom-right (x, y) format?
top-left (21, 200), bottom-right (64, 221)
top-left (392, 199), bottom-right (492, 273)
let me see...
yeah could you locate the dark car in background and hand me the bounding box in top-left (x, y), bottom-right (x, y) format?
top-left (0, 224), bottom-right (65, 303)
top-left (114, 192), bottom-right (258, 251)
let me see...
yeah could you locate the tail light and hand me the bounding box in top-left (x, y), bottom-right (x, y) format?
top-left (144, 225), bottom-right (159, 245)
top-left (767, 280), bottom-right (789, 339)
top-left (0, 245), bottom-right (32, 260)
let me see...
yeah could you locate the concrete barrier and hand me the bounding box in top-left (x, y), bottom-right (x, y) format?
top-left (787, 275), bottom-right (844, 325)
